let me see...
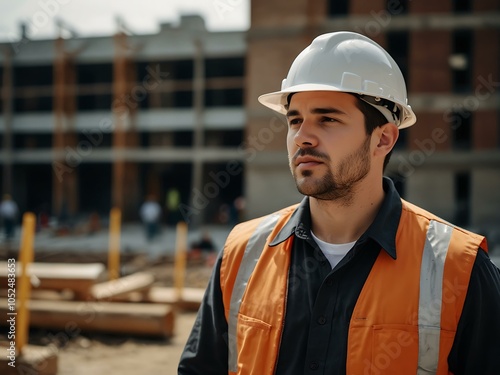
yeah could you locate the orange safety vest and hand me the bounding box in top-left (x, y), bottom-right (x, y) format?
top-left (220, 199), bottom-right (487, 375)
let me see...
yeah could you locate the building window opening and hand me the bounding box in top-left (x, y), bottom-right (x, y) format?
top-left (205, 57), bottom-right (244, 78)
top-left (328, 0), bottom-right (349, 16)
top-left (454, 172), bottom-right (470, 227)
top-left (387, 31), bottom-right (410, 85)
top-left (452, 110), bottom-right (472, 150)
top-left (452, 0), bottom-right (471, 13)
top-left (386, 0), bottom-right (409, 15)
top-left (450, 30), bottom-right (473, 93)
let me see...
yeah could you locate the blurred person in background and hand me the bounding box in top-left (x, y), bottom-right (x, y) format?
top-left (0, 194), bottom-right (19, 241)
top-left (139, 194), bottom-right (162, 242)
top-left (166, 187), bottom-right (181, 225)
top-left (189, 230), bottom-right (217, 267)
top-left (178, 31), bottom-right (500, 374)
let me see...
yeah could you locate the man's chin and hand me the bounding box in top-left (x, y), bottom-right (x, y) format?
top-left (295, 181), bottom-right (321, 197)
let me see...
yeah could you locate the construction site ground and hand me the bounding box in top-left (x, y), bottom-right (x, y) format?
top-left (3, 257), bottom-right (212, 375)
top-left (0, 223), bottom-right (228, 375)
top-left (26, 262), bottom-right (209, 375)
top-left (55, 310), bottom-right (198, 375)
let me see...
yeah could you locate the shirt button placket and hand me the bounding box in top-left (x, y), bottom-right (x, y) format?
top-left (317, 315), bottom-right (327, 325)
top-left (309, 361), bottom-right (319, 371)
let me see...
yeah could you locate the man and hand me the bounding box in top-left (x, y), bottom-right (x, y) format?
top-left (0, 194), bottom-right (18, 241)
top-left (178, 32), bottom-right (500, 374)
top-left (139, 194), bottom-right (162, 242)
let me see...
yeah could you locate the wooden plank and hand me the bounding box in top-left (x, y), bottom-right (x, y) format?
top-left (0, 289), bottom-right (70, 301)
top-left (0, 298), bottom-right (174, 338)
top-left (148, 286), bottom-right (205, 311)
top-left (90, 272), bottom-right (155, 301)
top-left (0, 261), bottom-right (106, 300)
top-left (0, 261), bottom-right (106, 280)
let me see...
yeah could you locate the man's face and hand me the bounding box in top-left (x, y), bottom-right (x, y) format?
top-left (286, 91), bottom-right (373, 203)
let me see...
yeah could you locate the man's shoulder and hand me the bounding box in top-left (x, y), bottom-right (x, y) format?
top-left (234, 203), bottom-right (299, 229)
top-left (225, 203), bottom-right (299, 244)
top-left (220, 204), bottom-right (299, 280)
top-left (401, 198), bottom-right (486, 249)
top-left (400, 199), bottom-right (442, 221)
top-left (401, 199), bottom-right (464, 232)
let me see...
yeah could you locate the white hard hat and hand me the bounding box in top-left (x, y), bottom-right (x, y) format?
top-left (258, 31), bottom-right (416, 129)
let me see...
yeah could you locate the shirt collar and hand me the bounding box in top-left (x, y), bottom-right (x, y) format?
top-left (269, 177), bottom-right (402, 259)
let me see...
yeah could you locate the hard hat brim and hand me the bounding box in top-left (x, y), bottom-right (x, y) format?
top-left (258, 84), bottom-right (346, 115)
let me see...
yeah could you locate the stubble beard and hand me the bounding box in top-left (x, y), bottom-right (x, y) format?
top-left (290, 135), bottom-right (371, 206)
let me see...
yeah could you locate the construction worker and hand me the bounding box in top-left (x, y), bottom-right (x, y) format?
top-left (139, 194), bottom-right (162, 242)
top-left (178, 32), bottom-right (500, 374)
top-left (0, 194), bottom-right (18, 241)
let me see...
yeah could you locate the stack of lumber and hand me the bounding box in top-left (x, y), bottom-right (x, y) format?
top-left (0, 261), bottom-right (182, 338)
top-left (0, 298), bottom-right (174, 338)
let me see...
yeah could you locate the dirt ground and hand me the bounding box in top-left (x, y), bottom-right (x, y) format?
top-left (55, 311), bottom-right (197, 375)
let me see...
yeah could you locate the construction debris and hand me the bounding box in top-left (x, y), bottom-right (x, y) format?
top-left (90, 272), bottom-right (155, 301)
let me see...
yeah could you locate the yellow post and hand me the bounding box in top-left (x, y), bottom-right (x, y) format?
top-left (173, 221), bottom-right (188, 302)
top-left (16, 212), bottom-right (36, 355)
top-left (108, 207), bottom-right (121, 280)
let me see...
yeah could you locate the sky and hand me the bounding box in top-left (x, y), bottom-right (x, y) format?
top-left (0, 0), bottom-right (250, 42)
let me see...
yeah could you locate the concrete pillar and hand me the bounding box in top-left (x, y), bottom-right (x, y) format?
top-left (471, 169), bottom-right (500, 227)
top-left (2, 47), bottom-right (13, 195)
top-left (188, 38), bottom-right (206, 227)
top-left (52, 37), bottom-right (79, 218)
top-left (405, 169), bottom-right (455, 221)
top-left (112, 32), bottom-right (140, 220)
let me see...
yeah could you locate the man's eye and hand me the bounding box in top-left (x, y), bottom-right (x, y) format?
top-left (288, 118), bottom-right (301, 126)
top-left (321, 116), bottom-right (337, 123)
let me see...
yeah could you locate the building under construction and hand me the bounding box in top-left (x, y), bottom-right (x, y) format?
top-left (0, 15), bottom-right (246, 225)
top-left (1, 1), bottom-right (500, 242)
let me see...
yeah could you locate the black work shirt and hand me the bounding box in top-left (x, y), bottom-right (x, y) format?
top-left (178, 178), bottom-right (500, 375)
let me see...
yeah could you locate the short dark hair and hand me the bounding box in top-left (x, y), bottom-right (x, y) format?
top-left (352, 96), bottom-right (394, 171)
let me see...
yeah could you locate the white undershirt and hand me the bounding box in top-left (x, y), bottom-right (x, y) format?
top-left (310, 231), bottom-right (356, 269)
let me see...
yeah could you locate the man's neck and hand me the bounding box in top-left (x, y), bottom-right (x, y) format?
top-left (309, 177), bottom-right (385, 244)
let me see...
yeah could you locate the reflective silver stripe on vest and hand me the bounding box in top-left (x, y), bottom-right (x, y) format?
top-left (417, 220), bottom-right (453, 375)
top-left (228, 213), bottom-right (281, 372)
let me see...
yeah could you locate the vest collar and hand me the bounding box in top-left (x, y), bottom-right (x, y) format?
top-left (269, 177), bottom-right (401, 260)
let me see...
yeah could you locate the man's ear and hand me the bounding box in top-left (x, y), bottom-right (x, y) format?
top-left (374, 122), bottom-right (399, 157)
